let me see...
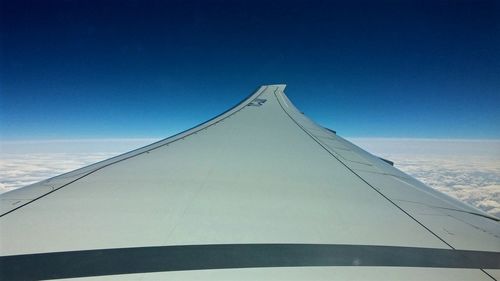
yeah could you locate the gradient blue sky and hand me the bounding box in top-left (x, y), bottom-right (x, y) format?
top-left (1, 0), bottom-right (499, 140)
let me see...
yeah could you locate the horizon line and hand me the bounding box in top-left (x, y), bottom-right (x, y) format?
top-left (1, 137), bottom-right (500, 144)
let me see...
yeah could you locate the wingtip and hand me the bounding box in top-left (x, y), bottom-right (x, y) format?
top-left (262, 84), bottom-right (287, 91)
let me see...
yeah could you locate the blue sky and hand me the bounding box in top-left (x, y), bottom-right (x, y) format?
top-left (1, 0), bottom-right (499, 140)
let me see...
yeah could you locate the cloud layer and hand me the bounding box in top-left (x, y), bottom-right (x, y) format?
top-left (0, 153), bottom-right (118, 191)
top-left (350, 138), bottom-right (500, 217)
top-left (0, 139), bottom-right (157, 192)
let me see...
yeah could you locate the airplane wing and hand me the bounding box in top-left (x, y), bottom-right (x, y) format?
top-left (1, 85), bottom-right (499, 280)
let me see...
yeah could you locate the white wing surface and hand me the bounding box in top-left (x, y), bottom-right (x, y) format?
top-left (1, 85), bottom-right (499, 280)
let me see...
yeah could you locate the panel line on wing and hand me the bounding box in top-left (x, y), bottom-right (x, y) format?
top-left (272, 87), bottom-right (455, 250)
top-left (0, 86), bottom-right (270, 218)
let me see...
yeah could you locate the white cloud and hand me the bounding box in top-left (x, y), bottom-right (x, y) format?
top-left (349, 138), bottom-right (500, 217)
top-left (0, 153), bottom-right (118, 192)
top-left (0, 139), bottom-right (158, 193)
